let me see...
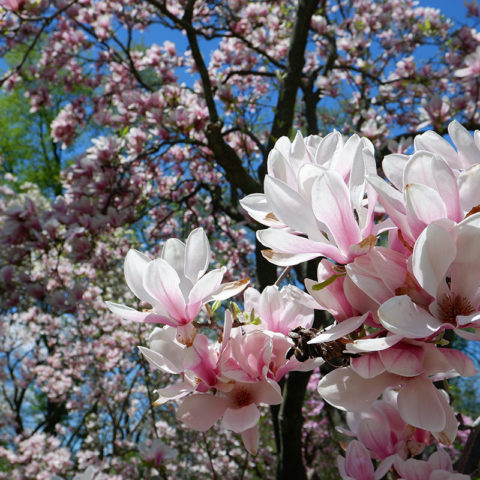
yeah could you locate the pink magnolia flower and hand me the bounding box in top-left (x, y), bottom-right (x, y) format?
top-left (106, 228), bottom-right (248, 344)
top-left (455, 45), bottom-right (480, 79)
top-left (341, 389), bottom-right (432, 460)
top-left (139, 439), bottom-right (178, 467)
top-left (368, 148), bottom-right (464, 247)
top-left (414, 120), bottom-right (480, 171)
top-left (318, 340), bottom-right (476, 443)
top-left (378, 214), bottom-right (480, 340)
top-left (240, 131), bottom-right (379, 265)
top-left (243, 284), bottom-right (315, 335)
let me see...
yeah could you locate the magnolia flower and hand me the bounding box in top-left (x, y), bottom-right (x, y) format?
top-left (378, 215), bottom-right (480, 340)
top-left (139, 439), bottom-right (178, 467)
top-left (107, 228), bottom-right (248, 344)
top-left (455, 45), bottom-right (480, 79)
top-left (318, 341), bottom-right (476, 444)
top-left (240, 131), bottom-right (379, 266)
top-left (393, 449), bottom-right (470, 480)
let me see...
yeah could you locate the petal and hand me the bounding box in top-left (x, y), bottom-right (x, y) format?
top-left (187, 267), bottom-right (226, 319)
top-left (144, 259), bottom-right (187, 322)
top-left (311, 171), bottom-right (361, 254)
top-left (185, 227), bottom-right (210, 282)
top-left (383, 153), bottom-right (408, 190)
top-left (124, 249), bottom-right (154, 304)
top-left (405, 184), bottom-right (448, 239)
top-left (161, 238), bottom-right (186, 277)
top-left (414, 130), bottom-right (460, 168)
top-left (317, 367), bottom-right (398, 411)
top-left (458, 164), bottom-right (480, 213)
top-left (344, 440), bottom-right (375, 480)
top-left (177, 394), bottom-right (228, 431)
top-left (308, 314), bottom-right (367, 344)
top-left (240, 193), bottom-right (282, 227)
top-left (240, 425), bottom-right (259, 456)
top-left (221, 403), bottom-right (260, 433)
top-left (449, 120), bottom-right (479, 168)
top-left (264, 175), bottom-right (320, 239)
top-left (138, 345), bottom-right (183, 374)
top-left (397, 377), bottom-right (446, 432)
top-left (412, 223), bottom-right (456, 298)
top-left (345, 335), bottom-right (403, 353)
top-left (257, 228), bottom-right (347, 265)
top-left (106, 301), bottom-right (173, 325)
top-left (378, 296), bottom-right (443, 338)
top-left (404, 152), bottom-right (461, 222)
top-left (379, 343), bottom-right (425, 377)
top-left (350, 352), bottom-right (386, 379)
top-left (152, 381), bottom-right (194, 405)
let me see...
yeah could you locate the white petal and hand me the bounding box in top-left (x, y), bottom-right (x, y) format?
top-left (185, 227), bottom-right (210, 282)
top-left (378, 296), bottom-right (443, 338)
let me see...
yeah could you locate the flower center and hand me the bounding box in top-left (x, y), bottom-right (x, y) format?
top-left (233, 386), bottom-right (253, 408)
top-left (437, 293), bottom-right (475, 324)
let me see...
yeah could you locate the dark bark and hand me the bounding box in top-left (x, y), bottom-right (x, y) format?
top-left (276, 371), bottom-right (312, 480)
top-left (454, 418), bottom-right (480, 475)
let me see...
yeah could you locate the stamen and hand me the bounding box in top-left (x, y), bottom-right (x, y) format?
top-left (438, 293), bottom-right (475, 324)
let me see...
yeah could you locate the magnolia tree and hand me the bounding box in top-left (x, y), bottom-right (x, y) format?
top-left (1, 0), bottom-right (480, 478)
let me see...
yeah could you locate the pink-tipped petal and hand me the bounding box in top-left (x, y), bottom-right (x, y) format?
top-left (144, 259), bottom-right (187, 322)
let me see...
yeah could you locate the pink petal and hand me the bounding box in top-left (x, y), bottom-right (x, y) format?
top-left (177, 394), bottom-right (228, 431)
top-left (344, 440), bottom-right (375, 480)
top-left (379, 343), bottom-right (425, 377)
top-left (187, 268), bottom-right (225, 318)
top-left (264, 175), bottom-right (320, 239)
top-left (397, 377), bottom-right (446, 432)
top-left (405, 184), bottom-right (448, 239)
top-left (311, 171), bottom-right (361, 254)
top-left (240, 425), bottom-right (259, 455)
top-left (414, 130), bottom-right (460, 169)
top-left (351, 353), bottom-right (386, 378)
top-left (404, 152), bottom-right (461, 222)
top-left (144, 259), bottom-right (187, 322)
top-left (221, 403), bottom-right (260, 433)
top-left (317, 367), bottom-right (398, 411)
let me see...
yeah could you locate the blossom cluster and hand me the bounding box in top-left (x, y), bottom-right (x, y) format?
top-left (112, 121), bottom-right (480, 478)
